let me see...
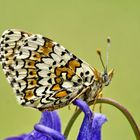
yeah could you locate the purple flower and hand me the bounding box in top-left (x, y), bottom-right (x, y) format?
top-left (73, 99), bottom-right (107, 140)
top-left (5, 99), bottom-right (107, 140)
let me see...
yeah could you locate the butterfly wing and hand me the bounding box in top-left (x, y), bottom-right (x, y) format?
top-left (0, 29), bottom-right (94, 111)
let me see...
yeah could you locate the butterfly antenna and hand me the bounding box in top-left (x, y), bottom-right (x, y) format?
top-left (106, 37), bottom-right (111, 70)
top-left (96, 37), bottom-right (111, 72)
top-left (96, 49), bottom-right (106, 71)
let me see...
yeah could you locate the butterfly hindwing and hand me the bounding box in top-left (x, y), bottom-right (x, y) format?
top-left (0, 29), bottom-right (94, 110)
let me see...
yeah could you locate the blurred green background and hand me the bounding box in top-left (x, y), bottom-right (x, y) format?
top-left (0, 0), bottom-right (140, 139)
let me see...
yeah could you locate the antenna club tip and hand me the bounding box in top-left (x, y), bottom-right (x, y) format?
top-left (107, 37), bottom-right (111, 43)
top-left (96, 49), bottom-right (101, 56)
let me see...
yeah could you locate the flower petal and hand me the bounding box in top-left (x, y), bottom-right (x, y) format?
top-left (5, 111), bottom-right (63, 140)
top-left (39, 111), bottom-right (61, 132)
top-left (34, 124), bottom-right (65, 140)
top-left (91, 113), bottom-right (107, 140)
top-left (73, 99), bottom-right (107, 140)
top-left (28, 110), bottom-right (63, 140)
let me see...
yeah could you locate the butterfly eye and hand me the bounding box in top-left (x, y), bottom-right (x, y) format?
top-left (102, 73), bottom-right (110, 86)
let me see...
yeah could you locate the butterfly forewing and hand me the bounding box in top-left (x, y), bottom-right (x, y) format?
top-left (0, 29), bottom-right (94, 111)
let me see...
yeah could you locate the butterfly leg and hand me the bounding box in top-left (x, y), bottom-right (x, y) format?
top-left (98, 91), bottom-right (103, 113)
top-left (92, 89), bottom-right (103, 111)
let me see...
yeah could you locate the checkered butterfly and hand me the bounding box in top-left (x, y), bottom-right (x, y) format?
top-left (0, 29), bottom-right (113, 111)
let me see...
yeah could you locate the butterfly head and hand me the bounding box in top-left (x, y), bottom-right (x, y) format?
top-left (102, 68), bottom-right (114, 86)
top-left (93, 68), bottom-right (114, 86)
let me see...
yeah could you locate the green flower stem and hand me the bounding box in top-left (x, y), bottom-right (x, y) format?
top-left (64, 97), bottom-right (140, 140)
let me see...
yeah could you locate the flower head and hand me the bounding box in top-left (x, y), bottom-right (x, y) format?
top-left (73, 99), bottom-right (107, 140)
top-left (5, 99), bottom-right (107, 140)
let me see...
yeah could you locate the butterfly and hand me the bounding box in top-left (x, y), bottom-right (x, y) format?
top-left (0, 29), bottom-right (113, 111)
